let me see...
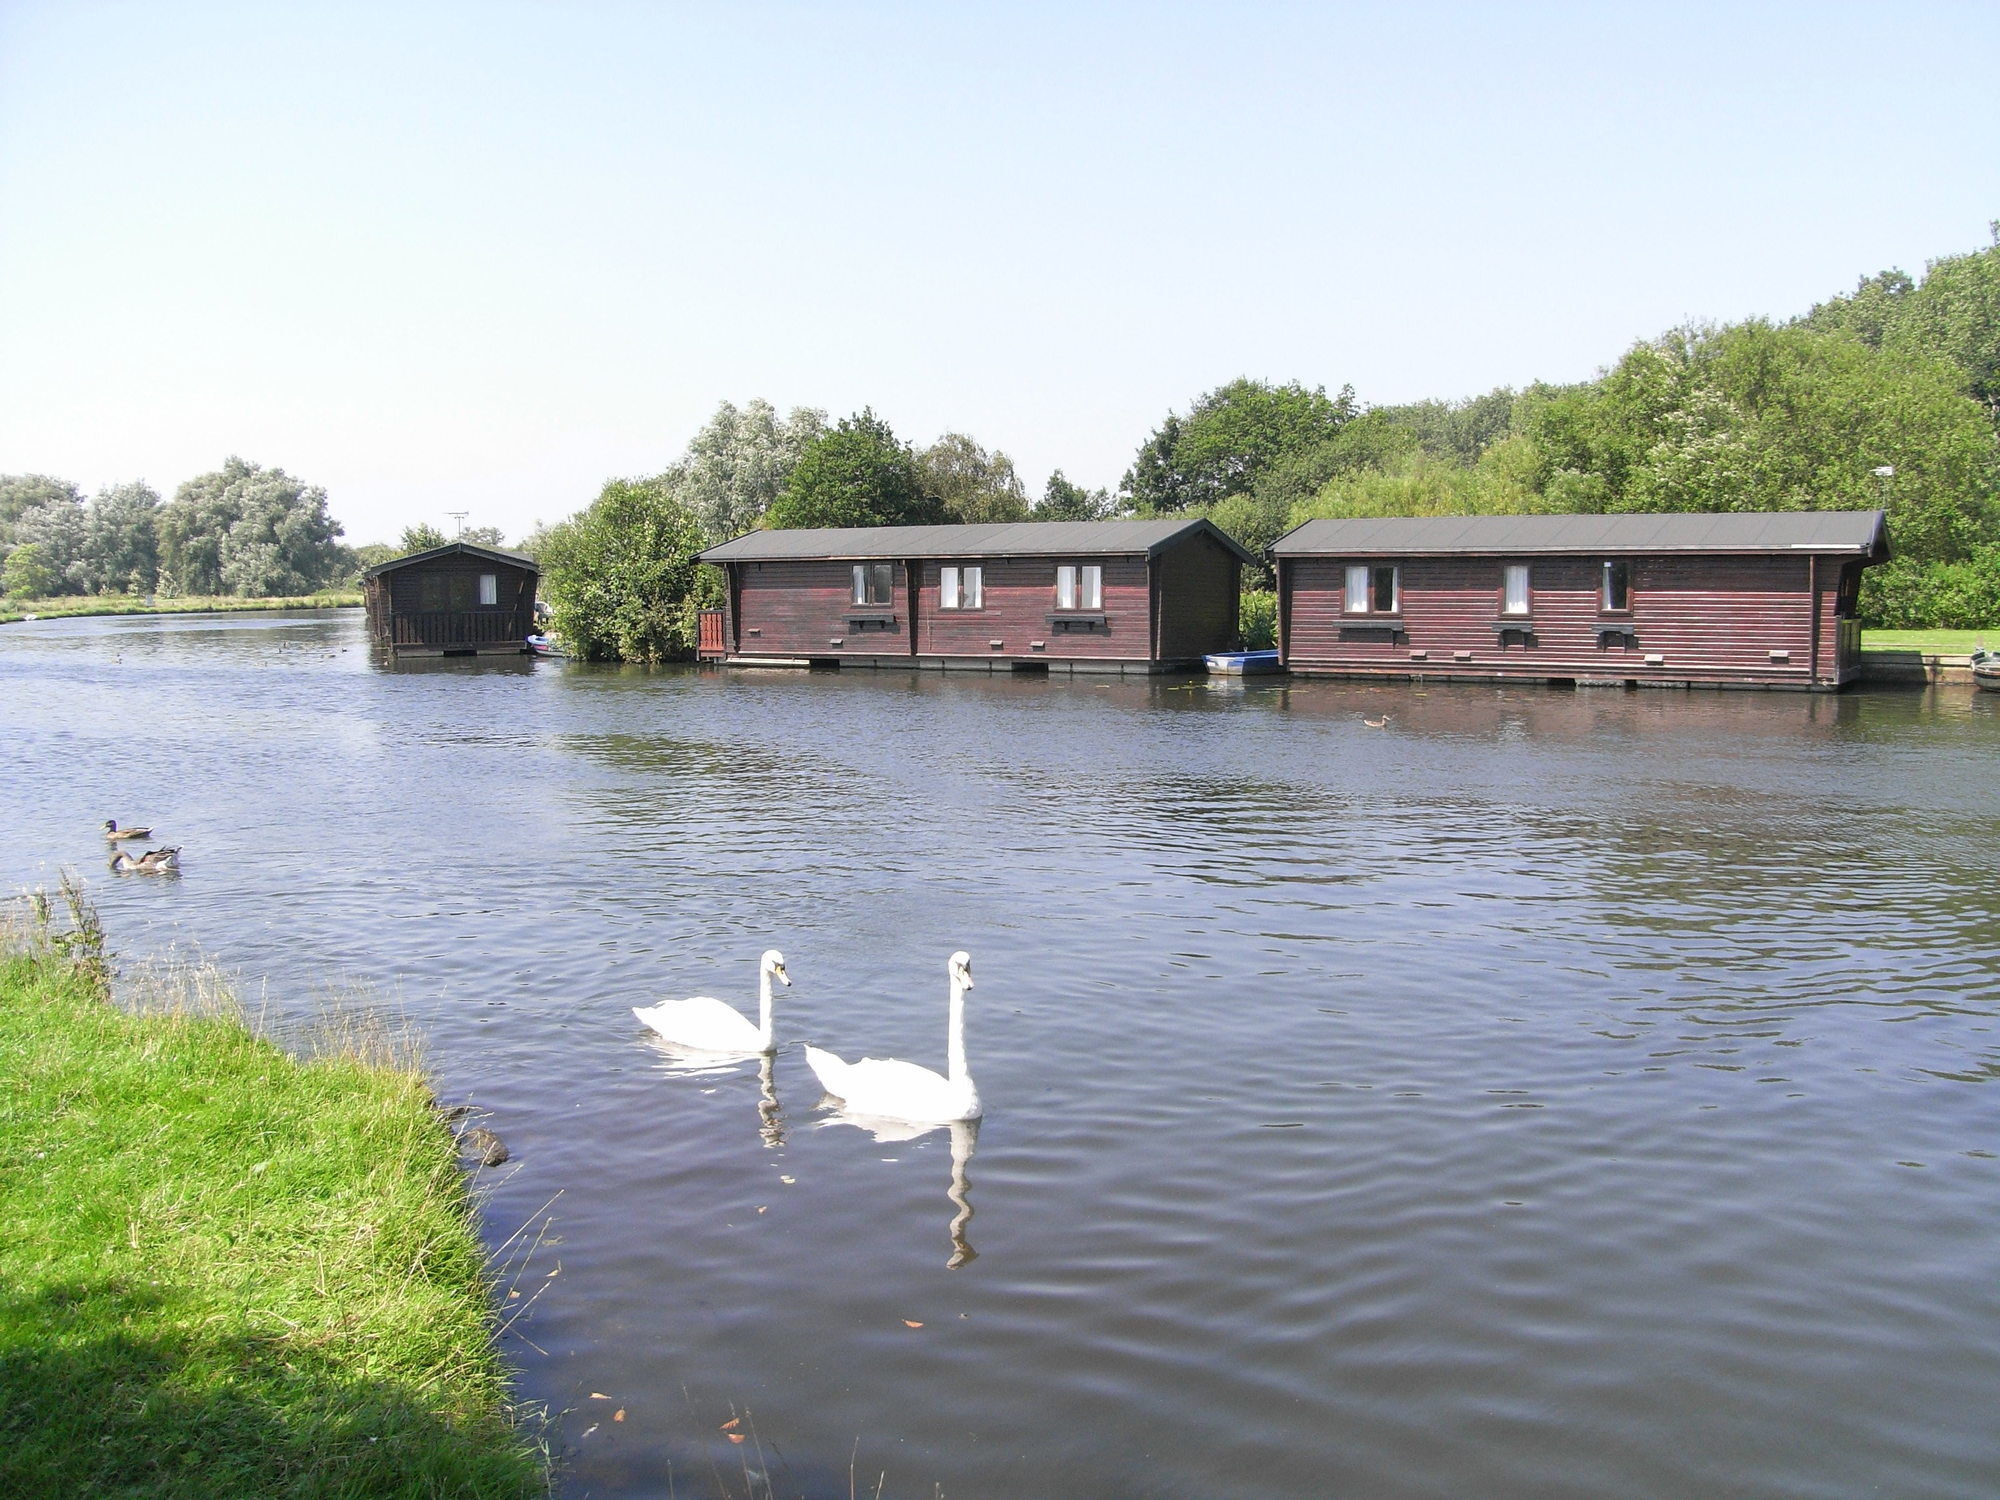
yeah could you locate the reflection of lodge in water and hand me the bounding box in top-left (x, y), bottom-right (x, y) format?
top-left (1272, 511), bottom-right (1888, 692)
top-left (362, 541), bottom-right (540, 657)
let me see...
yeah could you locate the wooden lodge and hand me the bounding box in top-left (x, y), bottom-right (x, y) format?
top-left (1270, 510), bottom-right (1889, 691)
top-left (696, 519), bottom-right (1258, 673)
top-left (362, 542), bottom-right (540, 656)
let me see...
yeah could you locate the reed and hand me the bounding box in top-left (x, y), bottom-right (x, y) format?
top-left (0, 884), bottom-right (547, 1498)
top-left (0, 591), bottom-right (362, 624)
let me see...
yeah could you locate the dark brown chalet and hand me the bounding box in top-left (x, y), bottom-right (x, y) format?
top-left (697, 519), bottom-right (1258, 672)
top-left (361, 542), bottom-right (539, 656)
top-left (1271, 511), bottom-right (1889, 691)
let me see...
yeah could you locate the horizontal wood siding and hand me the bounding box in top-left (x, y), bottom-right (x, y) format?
top-left (735, 560), bottom-right (913, 657)
top-left (1154, 533), bottom-right (1241, 662)
top-left (1284, 554), bottom-right (1826, 683)
top-left (917, 556), bottom-right (1151, 660)
top-left (369, 558), bottom-right (536, 650)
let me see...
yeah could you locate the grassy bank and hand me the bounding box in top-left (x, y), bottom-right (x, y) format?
top-left (0, 591), bottom-right (362, 625)
top-left (0, 890), bottom-right (545, 1498)
top-left (1860, 628), bottom-right (1994, 654)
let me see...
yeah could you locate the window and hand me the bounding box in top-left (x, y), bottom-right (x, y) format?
top-left (448, 573), bottom-right (476, 610)
top-left (1602, 560), bottom-right (1631, 612)
top-left (1056, 564), bottom-right (1102, 610)
top-left (1502, 564), bottom-right (1530, 615)
top-left (418, 575), bottom-right (446, 610)
top-left (479, 573), bottom-right (498, 606)
top-left (852, 563), bottom-right (893, 606)
top-left (940, 565), bottom-right (983, 610)
top-left (1346, 563), bottom-right (1398, 613)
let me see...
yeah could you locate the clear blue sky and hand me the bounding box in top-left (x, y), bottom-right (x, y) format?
top-left (2, 1), bottom-right (1996, 545)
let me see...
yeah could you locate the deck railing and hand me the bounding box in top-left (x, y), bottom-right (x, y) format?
top-left (697, 609), bottom-right (727, 658)
top-left (393, 611), bottom-right (526, 647)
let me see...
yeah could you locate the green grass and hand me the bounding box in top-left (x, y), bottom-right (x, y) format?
top-left (0, 591), bottom-right (362, 625)
top-left (0, 890), bottom-right (546, 1499)
top-left (1860, 628), bottom-right (1997, 654)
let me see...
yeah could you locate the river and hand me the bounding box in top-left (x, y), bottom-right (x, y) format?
top-left (3, 608), bottom-right (1997, 1499)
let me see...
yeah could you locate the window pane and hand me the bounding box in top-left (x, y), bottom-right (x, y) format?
top-left (479, 573), bottom-right (498, 606)
top-left (1603, 560), bottom-right (1630, 611)
top-left (1503, 564), bottom-right (1528, 614)
top-left (1372, 566), bottom-right (1397, 613)
top-left (449, 574), bottom-right (475, 610)
top-left (1081, 565), bottom-right (1101, 609)
top-left (941, 566), bottom-right (959, 610)
top-left (853, 564), bottom-right (867, 605)
top-left (1345, 564), bottom-right (1369, 613)
top-left (419, 575), bottom-right (446, 610)
top-left (965, 566), bottom-right (982, 609)
top-left (1057, 566), bottom-right (1076, 609)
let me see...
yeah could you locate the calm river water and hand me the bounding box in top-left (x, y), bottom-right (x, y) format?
top-left (4, 608), bottom-right (1999, 1498)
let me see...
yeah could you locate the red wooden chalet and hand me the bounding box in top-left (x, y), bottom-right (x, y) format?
top-left (1271, 511), bottom-right (1888, 691)
top-left (697, 519), bottom-right (1257, 673)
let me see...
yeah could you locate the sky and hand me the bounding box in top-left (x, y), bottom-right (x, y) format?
top-left (2, 2), bottom-right (1997, 546)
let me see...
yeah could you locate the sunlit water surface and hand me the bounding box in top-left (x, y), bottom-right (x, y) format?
top-left (4, 610), bottom-right (1998, 1499)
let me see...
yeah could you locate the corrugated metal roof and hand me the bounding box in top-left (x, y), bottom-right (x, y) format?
top-left (1270, 510), bottom-right (1888, 558)
top-left (361, 541), bottom-right (541, 578)
top-left (698, 518), bottom-right (1261, 566)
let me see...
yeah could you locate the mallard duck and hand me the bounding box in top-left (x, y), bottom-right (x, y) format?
top-left (102, 819), bottom-right (153, 840)
top-left (110, 846), bottom-right (180, 874)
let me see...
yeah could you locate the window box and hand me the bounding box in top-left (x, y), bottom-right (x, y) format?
top-left (1597, 626), bottom-right (1638, 648)
top-left (1338, 622), bottom-right (1404, 643)
top-left (845, 613), bottom-right (899, 632)
top-left (1046, 612), bottom-right (1109, 632)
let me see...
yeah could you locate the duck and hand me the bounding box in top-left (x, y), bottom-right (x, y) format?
top-left (102, 819), bottom-right (153, 840)
top-left (110, 846), bottom-right (180, 874)
top-left (804, 951), bottom-right (981, 1124)
top-left (1362, 715), bottom-right (1391, 729)
top-left (633, 949), bottom-right (790, 1053)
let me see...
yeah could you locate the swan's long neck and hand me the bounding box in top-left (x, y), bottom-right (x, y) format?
top-left (756, 967), bottom-right (775, 1048)
top-left (946, 973), bottom-right (969, 1085)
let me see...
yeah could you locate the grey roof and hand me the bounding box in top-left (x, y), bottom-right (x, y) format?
top-left (361, 541), bottom-right (540, 579)
top-left (1270, 510), bottom-right (1889, 559)
top-left (698, 518), bottom-right (1261, 567)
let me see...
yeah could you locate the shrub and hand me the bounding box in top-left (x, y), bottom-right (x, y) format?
top-left (1239, 589), bottom-right (1277, 650)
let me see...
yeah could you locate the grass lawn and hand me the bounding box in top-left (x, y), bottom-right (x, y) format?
top-left (0, 592), bottom-right (362, 625)
top-left (1860, 629), bottom-right (1997, 654)
top-left (0, 893), bottom-right (545, 1498)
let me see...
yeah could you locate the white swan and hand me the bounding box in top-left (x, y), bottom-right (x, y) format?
top-left (805, 951), bottom-right (981, 1123)
top-left (633, 949), bottom-right (789, 1053)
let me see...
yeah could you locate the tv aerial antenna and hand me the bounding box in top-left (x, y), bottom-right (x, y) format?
top-left (446, 511), bottom-right (469, 538)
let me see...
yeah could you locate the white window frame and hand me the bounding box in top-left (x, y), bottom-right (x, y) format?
top-left (479, 573), bottom-right (498, 606)
top-left (852, 563), bottom-right (893, 606)
top-left (1057, 563), bottom-right (1102, 611)
top-left (1347, 563), bottom-right (1399, 614)
top-left (1502, 564), bottom-right (1529, 616)
top-left (940, 564), bottom-right (983, 610)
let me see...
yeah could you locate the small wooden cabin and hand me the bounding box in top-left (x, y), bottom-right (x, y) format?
top-left (362, 542), bottom-right (540, 656)
top-left (1271, 511), bottom-right (1888, 691)
top-left (697, 519), bottom-right (1257, 672)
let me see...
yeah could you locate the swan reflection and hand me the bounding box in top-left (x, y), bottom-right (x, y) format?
top-left (641, 1040), bottom-right (787, 1148)
top-left (817, 1112), bottom-right (979, 1267)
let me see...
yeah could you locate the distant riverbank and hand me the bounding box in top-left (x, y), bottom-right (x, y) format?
top-left (0, 591), bottom-right (362, 625)
top-left (0, 888), bottom-right (545, 1498)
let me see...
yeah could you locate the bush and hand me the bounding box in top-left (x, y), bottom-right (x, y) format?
top-left (539, 478), bottom-right (707, 662)
top-left (1239, 589), bottom-right (1277, 650)
top-left (1859, 545), bottom-right (2000, 628)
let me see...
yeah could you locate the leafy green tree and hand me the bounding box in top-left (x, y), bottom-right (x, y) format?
top-left (1034, 469), bottom-right (1113, 521)
top-left (397, 523), bottom-right (450, 554)
top-left (349, 542), bottom-right (399, 579)
top-left (667, 399), bottom-right (827, 544)
top-left (7, 492), bottom-right (89, 593)
top-left (1, 541), bottom-right (56, 599)
top-left (919, 433), bottom-right (1029, 523)
top-left (457, 524), bottom-right (507, 547)
top-left (538, 477), bottom-right (708, 662)
top-left (1122, 379), bottom-right (1357, 512)
top-left (765, 410), bottom-right (946, 529)
top-left (78, 482), bottom-right (160, 594)
top-left (0, 474), bottom-right (82, 530)
top-left (157, 458), bottom-right (348, 596)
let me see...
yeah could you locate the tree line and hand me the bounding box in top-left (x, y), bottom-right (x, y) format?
top-left (0, 457), bottom-right (351, 600)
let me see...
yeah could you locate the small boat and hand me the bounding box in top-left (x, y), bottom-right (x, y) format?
top-left (526, 634), bottom-right (567, 658)
top-left (1204, 649), bottom-right (1282, 676)
top-left (1972, 647), bottom-right (2000, 692)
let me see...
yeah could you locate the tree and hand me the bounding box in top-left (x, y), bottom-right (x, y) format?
top-left (765, 410), bottom-right (947, 529)
top-left (7, 491), bottom-right (89, 593)
top-left (538, 477), bottom-right (709, 662)
top-left (397, 524), bottom-right (450, 554)
top-left (667, 399), bottom-right (827, 544)
top-left (1121, 379), bottom-right (1358, 512)
top-left (157, 458), bottom-right (348, 596)
top-left (918, 433), bottom-right (1029, 523)
top-left (1, 541), bottom-right (55, 599)
top-left (0, 474), bottom-right (82, 530)
top-left (459, 524), bottom-right (508, 548)
top-left (1034, 469), bottom-right (1113, 521)
top-left (79, 481), bottom-right (160, 593)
